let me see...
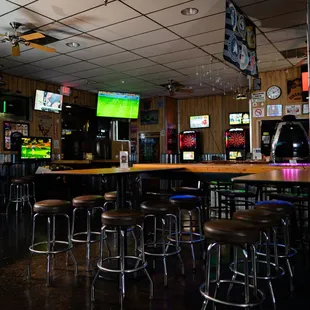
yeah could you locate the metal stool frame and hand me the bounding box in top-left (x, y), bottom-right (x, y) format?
top-left (27, 213), bottom-right (78, 286)
top-left (7, 182), bottom-right (32, 215)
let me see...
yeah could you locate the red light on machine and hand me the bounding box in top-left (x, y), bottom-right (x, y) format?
top-left (60, 86), bottom-right (71, 96)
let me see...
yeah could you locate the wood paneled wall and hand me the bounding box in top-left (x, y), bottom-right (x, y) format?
top-left (251, 67), bottom-right (308, 149)
top-left (0, 73), bottom-right (97, 154)
top-left (179, 94), bottom-right (249, 153)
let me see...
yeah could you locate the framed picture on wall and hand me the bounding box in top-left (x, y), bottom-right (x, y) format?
top-left (302, 103), bottom-right (309, 114)
top-left (3, 121), bottom-right (29, 151)
top-left (266, 104), bottom-right (282, 117)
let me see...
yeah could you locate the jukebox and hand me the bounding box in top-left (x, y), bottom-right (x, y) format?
top-left (179, 130), bottom-right (201, 163)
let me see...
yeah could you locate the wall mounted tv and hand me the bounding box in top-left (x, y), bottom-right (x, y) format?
top-left (190, 115), bottom-right (210, 128)
top-left (34, 90), bottom-right (63, 113)
top-left (20, 137), bottom-right (52, 160)
top-left (229, 113), bottom-right (250, 126)
top-left (96, 91), bottom-right (140, 119)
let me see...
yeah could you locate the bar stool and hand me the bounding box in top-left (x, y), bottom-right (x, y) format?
top-left (232, 209), bottom-right (284, 310)
top-left (27, 200), bottom-right (78, 286)
top-left (71, 195), bottom-right (107, 271)
top-left (140, 200), bottom-right (184, 286)
top-left (22, 176), bottom-right (36, 203)
top-left (200, 219), bottom-right (264, 309)
top-left (6, 177), bottom-right (32, 214)
top-left (91, 209), bottom-right (153, 307)
top-left (168, 194), bottom-right (204, 270)
top-left (104, 191), bottom-right (132, 209)
top-left (255, 200), bottom-right (297, 292)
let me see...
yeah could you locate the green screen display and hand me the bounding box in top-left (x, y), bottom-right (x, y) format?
top-left (21, 137), bottom-right (52, 160)
top-left (96, 91), bottom-right (140, 119)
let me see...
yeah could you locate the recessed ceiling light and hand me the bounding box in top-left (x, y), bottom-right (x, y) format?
top-left (181, 8), bottom-right (199, 16)
top-left (66, 42), bottom-right (80, 48)
top-left (121, 80), bottom-right (125, 84)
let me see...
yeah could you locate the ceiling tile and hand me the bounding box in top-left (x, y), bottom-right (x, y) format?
top-left (256, 44), bottom-right (278, 56)
top-left (3, 64), bottom-right (43, 76)
top-left (258, 52), bottom-right (285, 63)
top-left (92, 72), bottom-right (131, 83)
top-left (63, 79), bottom-right (91, 88)
top-left (274, 36), bottom-right (307, 51)
top-left (107, 77), bottom-right (150, 87)
top-left (47, 34), bottom-right (103, 53)
top-left (0, 0), bottom-right (18, 16)
top-left (169, 13), bottom-right (225, 37)
top-left (258, 59), bottom-right (291, 70)
top-left (0, 43), bottom-right (29, 57)
top-left (113, 29), bottom-right (179, 50)
top-left (89, 16), bottom-right (161, 42)
top-left (0, 58), bottom-right (22, 70)
top-left (35, 55), bottom-right (80, 69)
top-left (124, 0), bottom-right (190, 14)
top-left (55, 61), bottom-right (99, 74)
top-left (23, 70), bottom-right (63, 80)
top-left (61, 1), bottom-right (140, 32)
top-left (71, 67), bottom-right (114, 78)
top-left (45, 75), bottom-right (80, 84)
top-left (186, 29), bottom-right (225, 46)
top-left (108, 59), bottom-right (155, 72)
top-left (166, 56), bottom-right (218, 70)
top-left (6, 48), bottom-right (59, 63)
top-left (150, 48), bottom-right (206, 64)
top-left (201, 42), bottom-right (224, 55)
top-left (233, 0), bottom-right (267, 6)
top-left (265, 25), bottom-right (306, 43)
top-left (148, 0), bottom-right (225, 27)
top-left (66, 43), bottom-right (124, 60)
top-left (39, 22), bottom-right (82, 40)
top-left (9, 0), bottom-right (36, 4)
top-left (26, 0), bottom-right (104, 20)
top-left (0, 8), bottom-right (52, 31)
top-left (256, 34), bottom-right (269, 46)
top-left (125, 65), bottom-right (170, 77)
top-left (140, 70), bottom-right (185, 81)
top-left (151, 75), bottom-right (189, 85)
top-left (255, 10), bottom-right (306, 33)
top-left (177, 63), bottom-right (226, 75)
top-left (89, 51), bottom-right (141, 66)
top-left (133, 39), bottom-right (194, 57)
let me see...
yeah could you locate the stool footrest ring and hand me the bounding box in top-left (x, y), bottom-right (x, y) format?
top-left (29, 241), bottom-right (72, 254)
top-left (168, 232), bottom-right (205, 244)
top-left (72, 231), bottom-right (101, 243)
top-left (256, 243), bottom-right (297, 259)
top-left (97, 256), bottom-right (147, 273)
top-left (138, 243), bottom-right (181, 257)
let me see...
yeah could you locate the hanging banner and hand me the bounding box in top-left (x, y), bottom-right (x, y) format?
top-left (287, 78), bottom-right (302, 103)
top-left (223, 0), bottom-right (258, 77)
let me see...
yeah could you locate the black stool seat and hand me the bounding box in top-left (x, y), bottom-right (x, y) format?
top-left (172, 187), bottom-right (202, 195)
top-left (73, 195), bottom-right (105, 208)
top-left (169, 195), bottom-right (198, 209)
top-left (101, 209), bottom-right (143, 226)
top-left (11, 178), bottom-right (29, 184)
top-left (34, 200), bottom-right (70, 214)
top-left (269, 193), bottom-right (304, 203)
top-left (104, 191), bottom-right (117, 200)
top-left (22, 175), bottom-right (35, 181)
top-left (233, 209), bottom-right (281, 228)
top-left (255, 200), bottom-right (294, 216)
top-left (141, 200), bottom-right (177, 214)
top-left (204, 219), bottom-right (259, 244)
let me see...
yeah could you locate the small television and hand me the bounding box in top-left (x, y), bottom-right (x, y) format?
top-left (183, 151), bottom-right (195, 161)
top-left (97, 91), bottom-right (140, 119)
top-left (20, 137), bottom-right (52, 160)
top-left (190, 115), bottom-right (210, 128)
top-left (34, 90), bottom-right (63, 113)
top-left (229, 112), bottom-right (250, 126)
top-left (140, 110), bottom-right (159, 125)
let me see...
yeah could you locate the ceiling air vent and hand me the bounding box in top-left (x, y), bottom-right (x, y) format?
top-left (20, 29), bottom-right (59, 45)
top-left (280, 47), bottom-right (307, 59)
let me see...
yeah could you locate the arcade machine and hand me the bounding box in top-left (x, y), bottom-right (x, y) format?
top-left (225, 128), bottom-right (250, 160)
top-left (270, 115), bottom-right (310, 164)
top-left (179, 130), bottom-right (201, 163)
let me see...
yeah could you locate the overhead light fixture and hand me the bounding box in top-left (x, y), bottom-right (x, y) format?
top-left (66, 42), bottom-right (80, 48)
top-left (121, 80), bottom-right (125, 84)
top-left (181, 8), bottom-right (199, 16)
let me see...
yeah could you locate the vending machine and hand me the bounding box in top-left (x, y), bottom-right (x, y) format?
top-left (225, 128), bottom-right (249, 160)
top-left (179, 130), bottom-right (201, 163)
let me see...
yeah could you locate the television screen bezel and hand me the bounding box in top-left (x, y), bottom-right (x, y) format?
top-left (96, 90), bottom-right (140, 119)
top-left (189, 114), bottom-right (210, 129)
top-left (20, 136), bottom-right (52, 161)
top-left (34, 90), bottom-right (63, 114)
top-left (229, 112), bottom-right (250, 126)
top-left (3, 121), bottom-right (29, 151)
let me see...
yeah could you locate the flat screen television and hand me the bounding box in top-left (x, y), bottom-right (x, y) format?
top-left (20, 137), bottom-right (52, 160)
top-left (229, 112), bottom-right (250, 125)
top-left (190, 115), bottom-right (210, 128)
top-left (34, 90), bottom-right (63, 113)
top-left (97, 91), bottom-right (140, 119)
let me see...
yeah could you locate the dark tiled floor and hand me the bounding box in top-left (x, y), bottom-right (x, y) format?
top-left (0, 209), bottom-right (310, 310)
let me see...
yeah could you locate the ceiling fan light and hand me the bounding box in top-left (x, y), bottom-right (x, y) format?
top-left (66, 42), bottom-right (80, 48)
top-left (181, 8), bottom-right (199, 16)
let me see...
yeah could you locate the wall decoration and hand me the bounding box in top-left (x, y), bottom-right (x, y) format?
top-left (253, 78), bottom-right (261, 90)
top-left (253, 107), bottom-right (264, 118)
top-left (3, 121), bottom-right (29, 151)
top-left (223, 0), bottom-right (258, 77)
top-left (267, 104), bottom-right (282, 117)
top-left (140, 110), bottom-right (159, 125)
top-left (287, 78), bottom-right (302, 103)
top-left (302, 103), bottom-right (309, 114)
top-left (251, 91), bottom-right (265, 103)
top-left (285, 104), bottom-right (301, 115)
top-left (37, 111), bottom-right (53, 136)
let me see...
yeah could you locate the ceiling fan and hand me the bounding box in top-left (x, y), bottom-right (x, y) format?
top-left (160, 79), bottom-right (194, 96)
top-left (0, 22), bottom-right (56, 56)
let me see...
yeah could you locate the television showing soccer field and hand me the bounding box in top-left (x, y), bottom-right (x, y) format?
top-left (20, 137), bottom-right (52, 160)
top-left (96, 91), bottom-right (140, 119)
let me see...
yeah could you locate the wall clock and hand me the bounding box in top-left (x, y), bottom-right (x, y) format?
top-left (266, 85), bottom-right (282, 100)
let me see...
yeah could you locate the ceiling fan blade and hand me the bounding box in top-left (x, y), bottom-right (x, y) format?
top-left (176, 88), bottom-right (194, 93)
top-left (28, 43), bottom-right (56, 53)
top-left (12, 45), bottom-right (20, 56)
top-left (20, 32), bottom-right (45, 41)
